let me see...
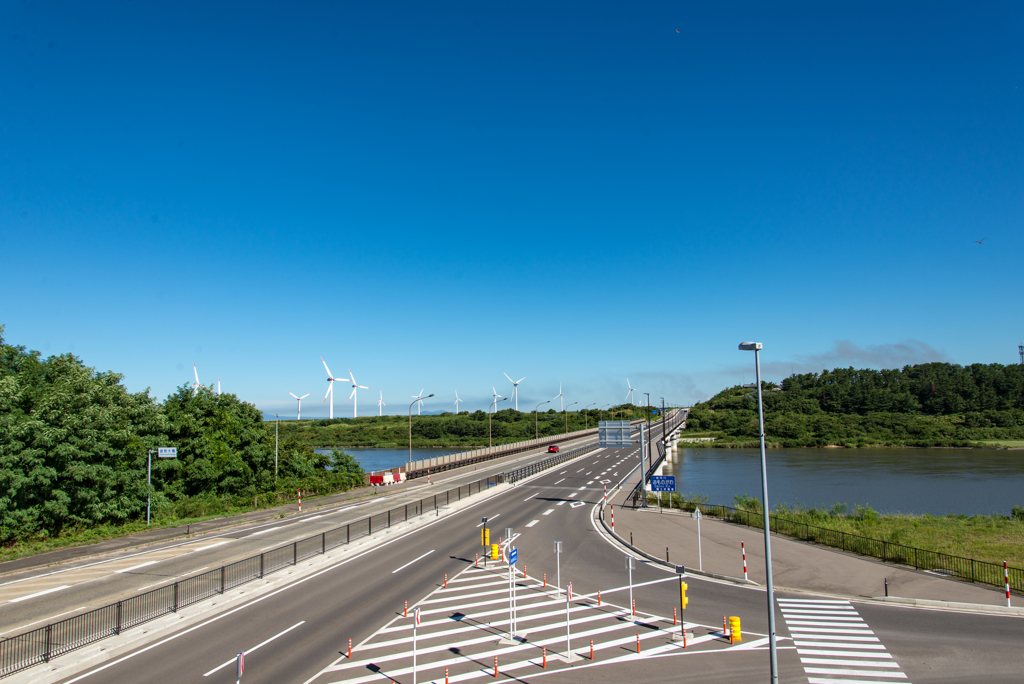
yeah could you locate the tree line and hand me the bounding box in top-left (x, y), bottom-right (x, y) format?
top-left (686, 362), bottom-right (1024, 447)
top-left (0, 326), bottom-right (363, 545)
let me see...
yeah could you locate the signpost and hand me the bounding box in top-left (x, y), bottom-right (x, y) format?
top-left (695, 507), bottom-right (703, 571)
top-left (508, 547), bottom-right (518, 639)
top-left (554, 541), bottom-right (563, 595)
top-left (598, 420), bottom-right (631, 448)
top-left (147, 447), bottom-right (178, 525)
top-left (650, 476), bottom-right (675, 491)
top-left (676, 565), bottom-right (688, 643)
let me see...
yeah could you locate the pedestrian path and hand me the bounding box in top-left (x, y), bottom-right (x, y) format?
top-left (306, 558), bottom-right (765, 684)
top-left (779, 598), bottom-right (911, 684)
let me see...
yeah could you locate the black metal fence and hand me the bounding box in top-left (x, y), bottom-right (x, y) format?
top-left (653, 497), bottom-right (1024, 595)
top-left (0, 472), bottom-right (513, 678)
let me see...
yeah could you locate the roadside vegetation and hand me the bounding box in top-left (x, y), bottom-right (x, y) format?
top-left (655, 493), bottom-right (1024, 568)
top-left (0, 325), bottom-right (364, 554)
top-left (685, 362), bottom-right (1024, 448)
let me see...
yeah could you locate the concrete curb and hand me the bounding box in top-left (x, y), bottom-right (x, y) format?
top-left (5, 482), bottom-right (513, 684)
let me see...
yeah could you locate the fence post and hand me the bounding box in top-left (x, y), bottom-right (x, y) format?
top-left (45, 623), bottom-right (53, 662)
top-left (221, 566), bottom-right (226, 594)
top-left (388, 510), bottom-right (391, 528)
top-left (347, 524), bottom-right (351, 545)
top-left (173, 582), bottom-right (179, 612)
top-left (322, 532), bottom-right (326, 554)
top-left (405, 503), bottom-right (409, 520)
top-left (260, 553), bottom-right (265, 578)
top-left (116, 600), bottom-right (123, 634)
top-left (293, 541), bottom-right (298, 565)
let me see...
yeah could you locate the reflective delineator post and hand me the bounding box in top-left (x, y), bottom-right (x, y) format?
top-left (590, 638), bottom-right (594, 660)
top-left (235, 652), bottom-right (244, 684)
top-left (636, 633), bottom-right (640, 653)
top-left (542, 646), bottom-right (547, 668)
top-left (1006, 561), bottom-right (1012, 607)
top-left (610, 505), bottom-right (615, 529)
top-left (632, 598), bottom-right (636, 616)
top-left (673, 607), bottom-right (677, 625)
top-left (444, 573), bottom-right (447, 588)
top-left (404, 600), bottom-right (407, 618)
top-left (475, 553), bottom-right (479, 568)
top-left (742, 541), bottom-right (748, 580)
top-left (298, 489), bottom-right (302, 512)
top-left (494, 655), bottom-right (498, 677)
top-left (598, 589), bottom-right (601, 606)
top-left (348, 638), bottom-right (352, 658)
top-left (445, 667), bottom-right (449, 684)
top-left (543, 572), bottom-right (547, 587)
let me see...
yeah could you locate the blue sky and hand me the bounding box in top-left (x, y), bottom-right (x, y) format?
top-left (2, 1), bottom-right (1021, 418)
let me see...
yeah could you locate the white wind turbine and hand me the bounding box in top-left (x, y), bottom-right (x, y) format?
top-left (491, 386), bottom-right (504, 413)
top-left (289, 391), bottom-right (310, 420)
top-left (217, 378), bottom-right (221, 396)
top-left (378, 390), bottom-right (386, 416)
top-left (346, 369), bottom-right (369, 418)
top-left (412, 389), bottom-right (426, 415)
top-left (454, 391), bottom-right (462, 414)
top-left (192, 363), bottom-right (202, 396)
top-left (322, 356), bottom-right (341, 419)
top-left (625, 378), bottom-right (637, 404)
top-left (503, 372), bottom-right (526, 411)
top-left (554, 381), bottom-right (564, 411)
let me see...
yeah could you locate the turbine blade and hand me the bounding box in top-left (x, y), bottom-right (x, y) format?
top-left (349, 388), bottom-right (356, 401)
top-left (348, 369), bottom-right (356, 383)
top-left (193, 363), bottom-right (199, 385)
top-left (325, 381), bottom-right (333, 401)
top-left (321, 356), bottom-right (333, 378)
top-left (301, 393), bottom-right (310, 399)
top-left (357, 384), bottom-right (369, 389)
top-left (517, 377), bottom-right (526, 384)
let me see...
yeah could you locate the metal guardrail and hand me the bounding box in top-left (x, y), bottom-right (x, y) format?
top-left (649, 499), bottom-right (1024, 595)
top-left (405, 429), bottom-right (597, 479)
top-left (0, 474), bottom-right (504, 678)
top-left (504, 444), bottom-right (600, 484)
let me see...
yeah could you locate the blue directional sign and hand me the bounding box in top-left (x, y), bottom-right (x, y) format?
top-left (158, 447), bottom-right (178, 458)
top-left (509, 547), bottom-right (518, 566)
top-left (650, 475), bottom-right (676, 492)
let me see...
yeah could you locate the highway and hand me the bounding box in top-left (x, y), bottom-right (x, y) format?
top-left (11, 409), bottom-right (1024, 684)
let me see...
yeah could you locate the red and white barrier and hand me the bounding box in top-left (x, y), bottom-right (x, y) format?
top-left (1006, 560), bottom-right (1011, 607)
top-left (298, 489), bottom-right (302, 512)
top-left (742, 541), bottom-right (748, 580)
top-left (610, 505), bottom-right (615, 530)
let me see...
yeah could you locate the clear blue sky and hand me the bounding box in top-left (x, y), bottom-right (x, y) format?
top-left (2, 1), bottom-right (1021, 418)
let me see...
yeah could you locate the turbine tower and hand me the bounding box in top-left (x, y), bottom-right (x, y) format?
top-left (411, 389), bottom-right (426, 415)
top-left (377, 390), bottom-right (386, 416)
top-left (288, 392), bottom-right (310, 420)
top-left (321, 356), bottom-right (340, 419)
top-left (454, 391), bottom-right (462, 414)
top-left (192, 364), bottom-right (202, 396)
top-left (346, 369), bottom-right (369, 418)
top-left (625, 378), bottom-right (637, 405)
top-left (554, 381), bottom-right (564, 411)
top-left (491, 386), bottom-right (504, 413)
top-left (503, 372), bottom-right (526, 411)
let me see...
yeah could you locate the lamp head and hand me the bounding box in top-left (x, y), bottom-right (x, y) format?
top-left (738, 341), bottom-right (763, 351)
top-left (426, 394), bottom-right (435, 398)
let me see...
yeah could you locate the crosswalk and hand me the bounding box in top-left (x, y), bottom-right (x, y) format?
top-left (779, 598), bottom-right (911, 684)
top-left (307, 561), bottom-right (755, 684)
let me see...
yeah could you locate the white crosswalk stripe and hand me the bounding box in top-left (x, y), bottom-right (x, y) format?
top-left (780, 598), bottom-right (912, 684)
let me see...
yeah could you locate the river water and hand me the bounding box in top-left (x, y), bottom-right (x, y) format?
top-left (662, 447), bottom-right (1024, 517)
top-left (315, 447), bottom-right (467, 474)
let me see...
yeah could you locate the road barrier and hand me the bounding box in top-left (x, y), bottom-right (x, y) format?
top-left (0, 433), bottom-right (602, 679)
top-left (645, 498), bottom-right (1024, 596)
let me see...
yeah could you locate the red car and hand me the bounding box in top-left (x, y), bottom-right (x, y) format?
top-left (548, 445), bottom-right (560, 453)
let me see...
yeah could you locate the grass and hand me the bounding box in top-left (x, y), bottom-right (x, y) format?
top-left (654, 494), bottom-right (1024, 569)
top-left (977, 440), bottom-right (1024, 448)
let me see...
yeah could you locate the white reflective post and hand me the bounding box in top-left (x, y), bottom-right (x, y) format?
top-left (554, 541), bottom-right (562, 595)
top-left (696, 507), bottom-right (703, 571)
top-left (626, 555), bottom-right (634, 615)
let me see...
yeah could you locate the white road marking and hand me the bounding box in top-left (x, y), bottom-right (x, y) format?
top-left (542, 509), bottom-right (554, 515)
top-left (202, 621), bottom-right (305, 676)
top-left (556, 501), bottom-right (567, 506)
top-left (137, 567), bottom-right (210, 592)
top-left (578, 485), bottom-right (587, 490)
top-left (559, 471), bottom-right (566, 474)
top-left (554, 478), bottom-right (565, 484)
top-left (476, 514), bottom-right (500, 527)
top-left (522, 493), bottom-right (538, 501)
top-left (392, 550), bottom-right (435, 574)
top-left (248, 526), bottom-right (284, 536)
top-left (570, 502), bottom-right (585, 508)
top-left (586, 481), bottom-right (594, 485)
top-left (9, 585), bottom-right (71, 603)
top-left (568, 493), bottom-right (579, 498)
top-left (193, 540), bottom-right (231, 552)
top-left (525, 520), bottom-right (539, 528)
top-left (115, 560), bottom-right (159, 574)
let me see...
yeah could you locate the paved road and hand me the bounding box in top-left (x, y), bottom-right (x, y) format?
top-left (0, 433), bottom-right (600, 638)
top-left (23, 407), bottom-right (1021, 684)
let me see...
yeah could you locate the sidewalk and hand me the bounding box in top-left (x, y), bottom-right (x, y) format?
top-left (610, 483), bottom-right (1011, 608)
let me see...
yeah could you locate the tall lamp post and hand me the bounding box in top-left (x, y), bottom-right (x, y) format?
top-left (643, 392), bottom-right (651, 459)
top-left (489, 397), bottom-right (508, 447)
top-left (738, 341), bottom-right (778, 684)
top-left (599, 404), bottom-right (609, 421)
top-left (534, 401), bottom-right (550, 438)
top-left (584, 403), bottom-right (595, 429)
top-left (563, 402), bottom-right (577, 434)
top-left (409, 394), bottom-right (434, 470)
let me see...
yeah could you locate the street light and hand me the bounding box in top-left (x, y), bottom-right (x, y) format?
top-left (534, 400), bottom-right (551, 438)
top-left (409, 394), bottom-right (435, 470)
top-left (563, 401), bottom-right (577, 434)
top-left (599, 404), bottom-right (609, 421)
top-left (584, 403), bottom-right (595, 429)
top-left (489, 397), bottom-right (509, 447)
top-left (738, 341), bottom-right (778, 684)
top-left (644, 392), bottom-right (651, 459)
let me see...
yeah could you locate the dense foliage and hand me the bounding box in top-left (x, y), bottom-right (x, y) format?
top-left (686, 362), bottom-right (1024, 447)
top-left (0, 326), bottom-right (363, 545)
top-left (271, 404), bottom-right (649, 448)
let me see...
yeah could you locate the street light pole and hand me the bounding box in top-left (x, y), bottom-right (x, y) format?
top-left (146, 449), bottom-right (154, 525)
top-left (584, 403), bottom-right (595, 429)
top-left (489, 397), bottom-right (508, 447)
top-left (739, 341), bottom-right (778, 684)
top-left (599, 404), bottom-right (609, 421)
top-left (535, 401), bottom-right (551, 439)
top-left (661, 397), bottom-right (667, 444)
top-left (564, 402), bottom-right (577, 434)
top-left (644, 392), bottom-right (651, 460)
top-left (409, 394), bottom-right (435, 470)
top-left (275, 414), bottom-right (279, 483)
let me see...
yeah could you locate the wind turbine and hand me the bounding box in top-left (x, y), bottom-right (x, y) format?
top-left (454, 391), bottom-right (462, 414)
top-left (378, 390), bottom-right (386, 416)
top-left (411, 389), bottom-right (426, 415)
top-left (288, 391), bottom-right (310, 420)
top-left (503, 372), bottom-right (526, 411)
top-left (625, 378), bottom-right (637, 405)
top-left (491, 386), bottom-right (504, 413)
top-left (217, 378), bottom-right (221, 396)
top-left (322, 356), bottom-right (341, 419)
top-left (554, 381), bottom-right (564, 411)
top-left (192, 364), bottom-right (202, 396)
top-left (346, 369), bottom-right (369, 418)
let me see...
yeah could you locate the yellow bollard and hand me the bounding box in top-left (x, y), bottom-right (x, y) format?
top-left (490, 543), bottom-right (500, 560)
top-left (729, 616), bottom-right (741, 643)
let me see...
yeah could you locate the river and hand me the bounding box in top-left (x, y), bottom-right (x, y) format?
top-left (315, 447), bottom-right (467, 474)
top-left (662, 447), bottom-right (1024, 516)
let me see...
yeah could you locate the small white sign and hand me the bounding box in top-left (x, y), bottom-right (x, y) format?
top-left (158, 447), bottom-right (178, 458)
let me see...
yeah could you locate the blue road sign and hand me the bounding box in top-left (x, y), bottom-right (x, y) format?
top-left (650, 475), bottom-right (676, 492)
top-left (509, 547), bottom-right (518, 566)
top-left (158, 447), bottom-right (178, 458)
